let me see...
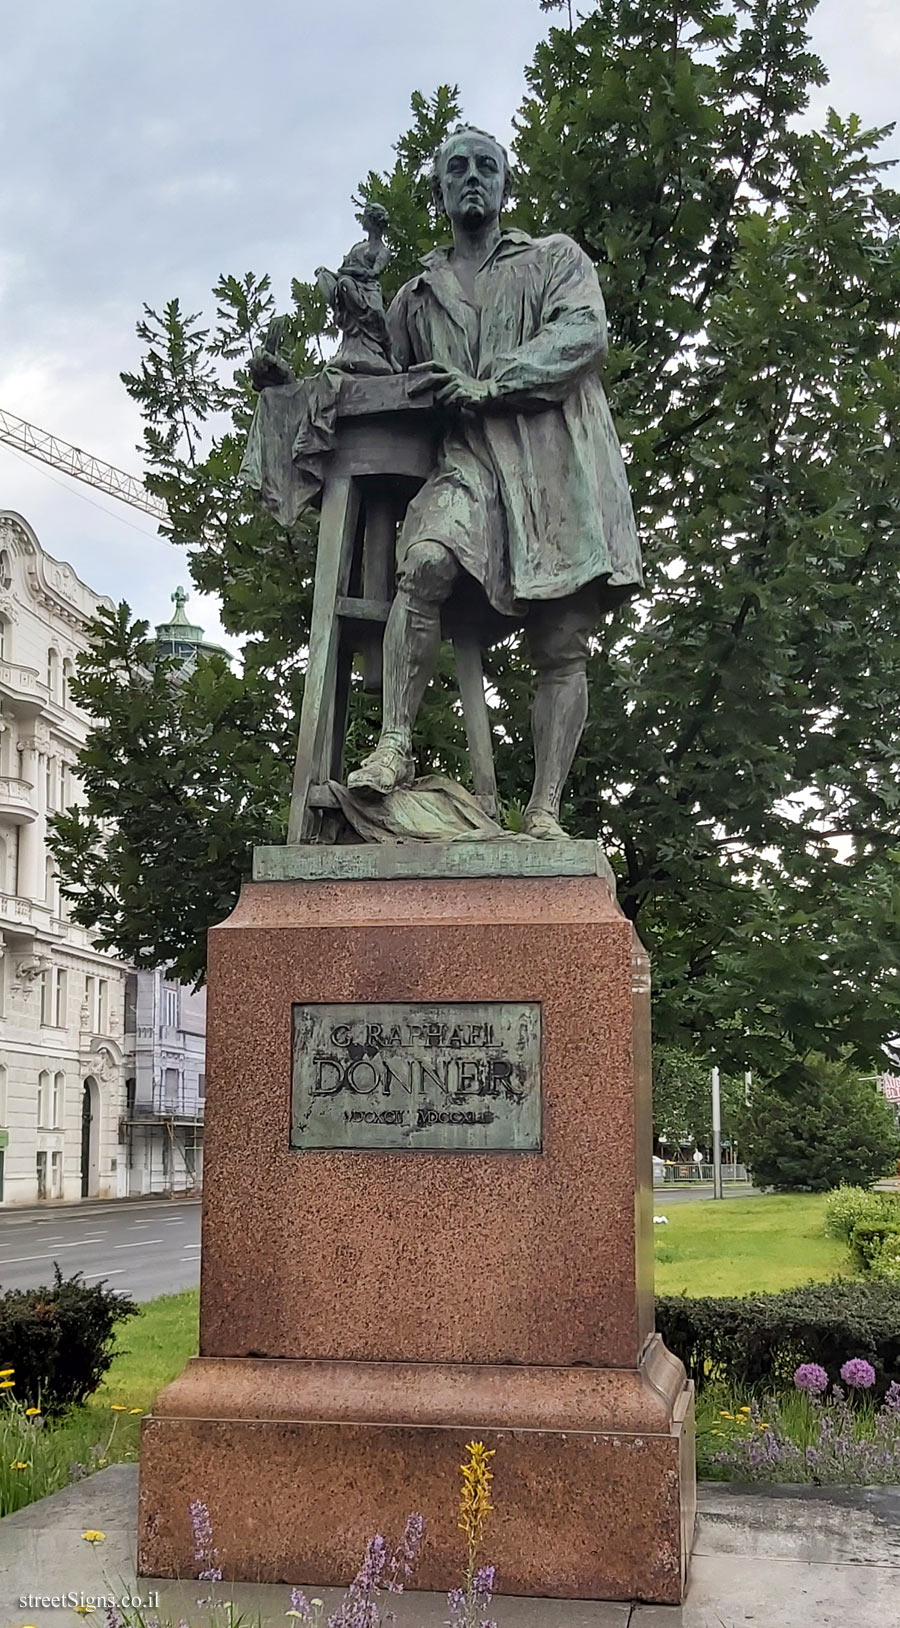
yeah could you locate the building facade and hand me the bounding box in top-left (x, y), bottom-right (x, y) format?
top-left (0, 512), bottom-right (129, 1205)
top-left (122, 968), bottom-right (205, 1195)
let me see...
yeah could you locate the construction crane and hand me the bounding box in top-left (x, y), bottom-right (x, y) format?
top-left (0, 407), bottom-right (167, 523)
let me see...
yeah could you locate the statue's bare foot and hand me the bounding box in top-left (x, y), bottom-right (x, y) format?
top-left (347, 742), bottom-right (415, 798)
top-left (523, 807), bottom-right (570, 840)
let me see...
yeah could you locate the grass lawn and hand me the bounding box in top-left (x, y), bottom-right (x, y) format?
top-left (0, 1290), bottom-right (199, 1517)
top-left (653, 1192), bottom-right (852, 1296)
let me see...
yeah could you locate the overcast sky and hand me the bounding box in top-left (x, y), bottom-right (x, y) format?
top-left (0, 0), bottom-right (896, 649)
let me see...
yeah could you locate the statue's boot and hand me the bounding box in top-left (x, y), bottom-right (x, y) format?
top-left (523, 807), bottom-right (570, 840)
top-left (346, 738), bottom-right (415, 797)
top-left (523, 667), bottom-right (589, 841)
top-left (346, 575), bottom-right (446, 797)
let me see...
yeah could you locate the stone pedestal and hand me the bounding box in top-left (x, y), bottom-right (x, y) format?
top-left (138, 844), bottom-right (695, 1603)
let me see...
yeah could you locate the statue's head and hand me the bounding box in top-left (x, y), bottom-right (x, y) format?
top-left (361, 200), bottom-right (390, 234)
top-left (431, 125), bottom-right (511, 228)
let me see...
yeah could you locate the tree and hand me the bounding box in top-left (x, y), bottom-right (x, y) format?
top-left (740, 1055), bottom-right (900, 1190)
top-left (652, 1045), bottom-right (744, 1151)
top-left (51, 5), bottom-right (900, 1074)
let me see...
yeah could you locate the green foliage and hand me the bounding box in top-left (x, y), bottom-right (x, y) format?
top-left (657, 1280), bottom-right (900, 1392)
top-left (824, 1184), bottom-right (900, 1241)
top-left (0, 1269), bottom-right (138, 1417)
top-left (50, 5), bottom-right (900, 1062)
top-left (850, 1217), bottom-right (900, 1273)
top-left (652, 1044), bottom-right (744, 1147)
top-left (740, 1054), bottom-right (900, 1191)
top-left (50, 605), bottom-right (285, 981)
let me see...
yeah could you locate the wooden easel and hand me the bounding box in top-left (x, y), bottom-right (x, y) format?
top-left (287, 375), bottom-right (499, 843)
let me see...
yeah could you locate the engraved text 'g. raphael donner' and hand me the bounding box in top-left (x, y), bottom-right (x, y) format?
top-left (291, 1001), bottom-right (541, 1151)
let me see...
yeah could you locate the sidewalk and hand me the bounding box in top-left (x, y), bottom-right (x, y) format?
top-left (2, 1466), bottom-right (900, 1628)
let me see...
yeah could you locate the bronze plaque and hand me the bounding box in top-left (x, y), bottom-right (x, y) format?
top-left (291, 1001), bottom-right (541, 1152)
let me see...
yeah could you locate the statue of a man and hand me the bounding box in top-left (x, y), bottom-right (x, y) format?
top-left (347, 125), bottom-right (642, 838)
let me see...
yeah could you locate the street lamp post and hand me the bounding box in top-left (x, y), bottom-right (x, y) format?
top-left (712, 1066), bottom-right (724, 1200)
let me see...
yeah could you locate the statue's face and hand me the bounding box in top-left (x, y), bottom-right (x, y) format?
top-left (437, 133), bottom-right (506, 229)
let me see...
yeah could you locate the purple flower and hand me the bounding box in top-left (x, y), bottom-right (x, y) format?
top-left (794, 1363), bottom-right (829, 1396)
top-left (841, 1358), bottom-right (877, 1390)
top-left (290, 1588), bottom-right (311, 1621)
top-left (189, 1498), bottom-right (222, 1587)
top-left (473, 1564), bottom-right (496, 1599)
top-left (386, 1512), bottom-right (424, 1592)
top-left (883, 1381), bottom-right (900, 1415)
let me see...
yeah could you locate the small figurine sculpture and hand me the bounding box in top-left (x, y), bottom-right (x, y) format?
top-left (315, 202), bottom-right (398, 376)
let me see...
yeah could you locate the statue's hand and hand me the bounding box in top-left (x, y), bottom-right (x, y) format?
top-left (248, 348), bottom-right (294, 393)
top-left (407, 362), bottom-right (495, 411)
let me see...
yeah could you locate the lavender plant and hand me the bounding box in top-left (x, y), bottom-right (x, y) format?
top-left (710, 1364), bottom-right (900, 1484)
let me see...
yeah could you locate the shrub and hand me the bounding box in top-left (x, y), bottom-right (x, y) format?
top-left (0, 1268), bottom-right (137, 1416)
top-left (657, 1281), bottom-right (900, 1393)
top-left (850, 1218), bottom-right (900, 1273)
top-left (824, 1184), bottom-right (900, 1241)
top-left (869, 1233), bottom-right (900, 1285)
top-left (740, 1054), bottom-right (900, 1192)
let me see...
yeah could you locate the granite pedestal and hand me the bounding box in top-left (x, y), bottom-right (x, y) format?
top-left (138, 842), bottom-right (695, 1603)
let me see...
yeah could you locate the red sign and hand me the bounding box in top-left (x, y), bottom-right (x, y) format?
top-left (878, 1074), bottom-right (900, 1103)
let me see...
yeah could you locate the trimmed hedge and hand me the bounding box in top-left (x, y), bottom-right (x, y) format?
top-left (657, 1281), bottom-right (900, 1393)
top-left (0, 1267), bottom-right (137, 1416)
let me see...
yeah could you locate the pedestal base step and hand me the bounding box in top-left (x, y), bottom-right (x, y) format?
top-left (138, 1341), bottom-right (696, 1604)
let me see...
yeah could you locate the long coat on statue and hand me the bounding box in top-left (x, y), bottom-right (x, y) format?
top-left (386, 227), bottom-right (642, 623)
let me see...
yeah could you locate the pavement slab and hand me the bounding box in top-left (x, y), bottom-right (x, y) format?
top-left (3, 1468), bottom-right (900, 1628)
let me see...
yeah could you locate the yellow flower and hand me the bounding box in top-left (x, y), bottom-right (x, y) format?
top-left (73, 1609), bottom-right (96, 1617)
top-left (11, 1460), bottom-right (31, 1470)
top-left (109, 1403), bottom-right (127, 1412)
top-left (739, 1407), bottom-right (751, 1415)
top-left (24, 1407), bottom-right (41, 1418)
top-left (0, 1367), bottom-right (14, 1376)
top-left (718, 1411), bottom-right (734, 1419)
top-left (81, 1530), bottom-right (106, 1545)
top-left (458, 1439), bottom-right (495, 1553)
top-left (0, 1380), bottom-right (15, 1390)
top-left (310, 1603), bottom-right (323, 1610)
top-left (129, 1407), bottom-right (143, 1415)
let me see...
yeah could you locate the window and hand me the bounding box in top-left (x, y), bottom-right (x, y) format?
top-left (62, 658), bottom-right (73, 708)
top-left (45, 754), bottom-right (56, 812)
top-left (0, 549), bottom-right (11, 590)
top-left (0, 615), bottom-right (8, 661)
top-left (51, 1071), bottom-right (64, 1128)
top-left (37, 1070), bottom-right (51, 1127)
top-left (163, 1067), bottom-right (180, 1109)
top-left (84, 975), bottom-right (108, 1033)
top-left (0, 1062), bottom-right (7, 1124)
top-left (47, 647), bottom-right (59, 699)
top-left (36, 1150), bottom-right (48, 1201)
top-left (50, 1150), bottom-right (62, 1198)
top-left (45, 858), bottom-right (57, 912)
top-left (54, 969), bottom-right (67, 1028)
top-left (40, 970), bottom-right (53, 1026)
top-left (163, 986), bottom-right (178, 1029)
top-left (197, 1072), bottom-right (206, 1099)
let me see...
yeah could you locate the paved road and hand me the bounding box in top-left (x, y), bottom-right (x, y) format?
top-left (0, 1195), bottom-right (201, 1301)
top-left (653, 1183), bottom-right (761, 1204)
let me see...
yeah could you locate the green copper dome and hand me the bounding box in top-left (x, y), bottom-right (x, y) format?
top-left (155, 587), bottom-right (230, 666)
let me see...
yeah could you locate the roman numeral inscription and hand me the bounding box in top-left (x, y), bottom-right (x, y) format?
top-left (291, 1001), bottom-right (541, 1151)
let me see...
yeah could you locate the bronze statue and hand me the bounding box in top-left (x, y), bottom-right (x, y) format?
top-left (347, 127), bottom-right (642, 838)
top-left (242, 125), bottom-right (642, 842)
top-left (315, 202), bottom-right (398, 376)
